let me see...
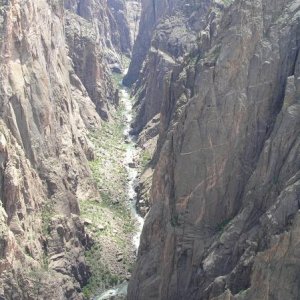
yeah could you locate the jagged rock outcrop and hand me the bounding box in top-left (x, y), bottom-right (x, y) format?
top-left (124, 0), bottom-right (141, 50)
top-left (124, 0), bottom-right (183, 87)
top-left (0, 0), bottom-right (111, 298)
top-left (64, 0), bottom-right (133, 120)
top-left (126, 0), bottom-right (212, 134)
top-left (128, 0), bottom-right (300, 299)
top-left (64, 0), bottom-right (132, 61)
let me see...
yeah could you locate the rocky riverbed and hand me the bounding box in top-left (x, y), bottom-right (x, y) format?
top-left (93, 73), bottom-right (144, 300)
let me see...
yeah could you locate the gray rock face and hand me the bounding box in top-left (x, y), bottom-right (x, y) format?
top-left (123, 0), bottom-right (185, 86)
top-left (64, 0), bottom-right (133, 120)
top-left (65, 10), bottom-right (114, 120)
top-left (107, 0), bottom-right (132, 55)
top-left (0, 0), bottom-right (118, 298)
top-left (65, 0), bottom-right (131, 57)
top-left (128, 0), bottom-right (300, 299)
top-left (124, 0), bottom-right (141, 48)
top-left (126, 0), bottom-right (212, 134)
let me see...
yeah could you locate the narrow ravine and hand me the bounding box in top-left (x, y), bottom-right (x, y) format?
top-left (94, 73), bottom-right (144, 300)
top-left (122, 85), bottom-right (145, 251)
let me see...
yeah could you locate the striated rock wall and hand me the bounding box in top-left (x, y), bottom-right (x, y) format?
top-left (107, 0), bottom-right (132, 55)
top-left (124, 0), bottom-right (141, 50)
top-left (126, 0), bottom-right (212, 134)
top-left (64, 0), bottom-right (132, 61)
top-left (123, 0), bottom-right (184, 87)
top-left (129, 0), bottom-right (300, 299)
top-left (0, 0), bottom-right (113, 298)
top-left (64, 0), bottom-right (133, 120)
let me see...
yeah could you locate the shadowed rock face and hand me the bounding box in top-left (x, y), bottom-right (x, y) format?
top-left (123, 0), bottom-right (185, 87)
top-left (128, 0), bottom-right (300, 299)
top-left (0, 0), bottom-right (117, 298)
top-left (125, 0), bottom-right (212, 134)
top-left (64, 0), bottom-right (133, 120)
top-left (107, 0), bottom-right (132, 55)
top-left (65, 0), bottom-right (132, 56)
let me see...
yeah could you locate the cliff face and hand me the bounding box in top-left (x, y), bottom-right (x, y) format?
top-left (64, 0), bottom-right (132, 120)
top-left (126, 0), bottom-right (212, 135)
top-left (129, 0), bottom-right (300, 299)
top-left (124, 0), bottom-right (141, 49)
top-left (123, 0), bottom-right (184, 87)
top-left (0, 0), bottom-right (124, 298)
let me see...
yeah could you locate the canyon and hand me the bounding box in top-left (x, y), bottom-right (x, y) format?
top-left (0, 0), bottom-right (299, 300)
top-left (0, 0), bottom-right (140, 298)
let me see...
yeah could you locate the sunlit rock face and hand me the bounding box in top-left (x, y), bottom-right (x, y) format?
top-left (128, 0), bottom-right (300, 299)
top-left (0, 0), bottom-right (106, 298)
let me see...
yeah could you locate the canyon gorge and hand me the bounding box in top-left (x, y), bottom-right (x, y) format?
top-left (0, 0), bottom-right (299, 299)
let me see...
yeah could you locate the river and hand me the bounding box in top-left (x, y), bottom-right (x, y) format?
top-left (94, 76), bottom-right (144, 300)
top-left (122, 87), bottom-right (144, 250)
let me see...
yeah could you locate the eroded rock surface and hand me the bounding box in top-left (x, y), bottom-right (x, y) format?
top-left (128, 0), bottom-right (300, 299)
top-left (64, 0), bottom-right (133, 120)
top-left (0, 0), bottom-right (126, 298)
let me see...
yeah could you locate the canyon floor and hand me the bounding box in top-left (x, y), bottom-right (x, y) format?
top-left (82, 71), bottom-right (145, 299)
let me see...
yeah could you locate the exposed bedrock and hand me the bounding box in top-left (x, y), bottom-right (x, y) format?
top-left (0, 0), bottom-right (107, 298)
top-left (128, 0), bottom-right (300, 299)
top-left (124, 0), bottom-right (212, 135)
top-left (64, 0), bottom-right (133, 120)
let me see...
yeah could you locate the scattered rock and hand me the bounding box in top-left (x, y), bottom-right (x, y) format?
top-left (117, 255), bottom-right (123, 262)
top-left (97, 225), bottom-right (105, 231)
top-left (56, 225), bottom-right (65, 236)
top-left (126, 274), bottom-right (131, 281)
top-left (83, 219), bottom-right (92, 226)
top-left (0, 134), bottom-right (7, 153)
top-left (128, 162), bottom-right (136, 168)
top-left (9, 218), bottom-right (24, 235)
top-left (113, 199), bottom-right (120, 205)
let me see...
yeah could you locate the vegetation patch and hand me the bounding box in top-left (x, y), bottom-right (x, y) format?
top-left (221, 0), bottom-right (234, 7)
top-left (41, 202), bottom-right (55, 236)
top-left (82, 244), bottom-right (120, 299)
top-left (140, 148), bottom-right (152, 170)
top-left (81, 95), bottom-right (136, 298)
top-left (216, 218), bottom-right (232, 233)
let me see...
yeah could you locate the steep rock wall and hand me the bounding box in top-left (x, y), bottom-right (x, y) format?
top-left (64, 0), bottom-right (133, 120)
top-left (129, 0), bottom-right (300, 299)
top-left (0, 0), bottom-right (106, 298)
top-left (125, 0), bottom-right (141, 48)
top-left (123, 0), bottom-right (184, 87)
top-left (64, 0), bottom-right (132, 60)
top-left (126, 0), bottom-right (212, 134)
